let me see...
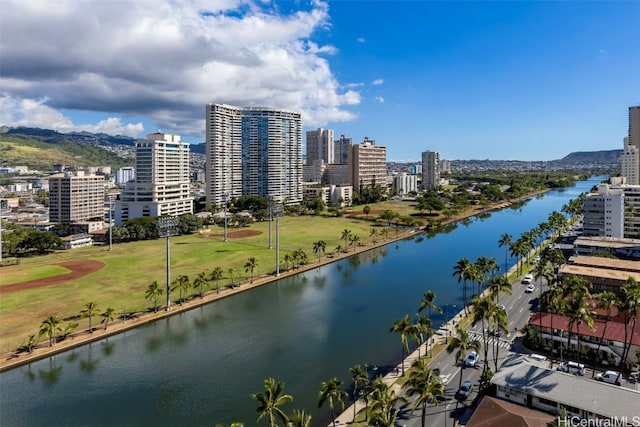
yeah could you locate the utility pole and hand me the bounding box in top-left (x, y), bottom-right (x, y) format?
top-left (158, 217), bottom-right (179, 311)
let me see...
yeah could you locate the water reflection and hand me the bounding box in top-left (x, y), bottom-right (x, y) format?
top-left (39, 359), bottom-right (62, 386)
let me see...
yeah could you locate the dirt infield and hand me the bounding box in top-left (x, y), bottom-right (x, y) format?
top-left (207, 229), bottom-right (262, 238)
top-left (0, 260), bottom-right (106, 294)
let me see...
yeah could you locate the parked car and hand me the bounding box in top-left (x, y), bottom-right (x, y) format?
top-left (525, 284), bottom-right (535, 293)
top-left (456, 380), bottom-right (473, 400)
top-left (558, 361), bottom-right (585, 375)
top-left (465, 351), bottom-right (478, 367)
top-left (521, 274), bottom-right (533, 284)
top-left (595, 371), bottom-right (622, 386)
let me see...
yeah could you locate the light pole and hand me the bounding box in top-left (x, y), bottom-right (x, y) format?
top-left (268, 197), bottom-right (273, 249)
top-left (108, 196), bottom-right (114, 251)
top-left (223, 192), bottom-right (229, 242)
top-left (273, 202), bottom-right (283, 276)
top-left (158, 217), bottom-right (179, 311)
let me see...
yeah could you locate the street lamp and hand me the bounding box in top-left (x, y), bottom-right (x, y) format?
top-left (223, 192), bottom-right (229, 242)
top-left (107, 195), bottom-right (114, 251)
top-left (268, 197), bottom-right (273, 249)
top-left (158, 216), bottom-right (179, 311)
top-left (272, 202), bottom-right (283, 276)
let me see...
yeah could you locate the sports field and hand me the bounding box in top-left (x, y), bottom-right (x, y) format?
top-left (0, 215), bottom-right (389, 355)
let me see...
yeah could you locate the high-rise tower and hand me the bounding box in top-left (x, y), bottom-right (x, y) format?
top-left (205, 104), bottom-right (303, 207)
top-left (348, 137), bottom-right (387, 192)
top-left (114, 132), bottom-right (193, 225)
top-left (421, 150), bottom-right (440, 190)
top-left (306, 128), bottom-right (334, 165)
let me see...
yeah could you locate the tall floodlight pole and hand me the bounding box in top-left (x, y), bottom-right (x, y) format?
top-left (158, 217), bottom-right (179, 311)
top-left (108, 197), bottom-right (113, 251)
top-left (223, 192), bottom-right (229, 242)
top-left (268, 197), bottom-right (273, 249)
top-left (273, 203), bottom-right (283, 276)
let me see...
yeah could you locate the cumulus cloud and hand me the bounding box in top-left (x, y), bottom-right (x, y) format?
top-left (0, 96), bottom-right (144, 137)
top-left (357, 37), bottom-right (366, 43)
top-left (374, 96), bottom-right (384, 103)
top-left (0, 0), bottom-right (359, 136)
top-left (372, 79), bottom-right (384, 86)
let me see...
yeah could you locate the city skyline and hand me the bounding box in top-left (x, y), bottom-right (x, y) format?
top-left (1, 1), bottom-right (638, 161)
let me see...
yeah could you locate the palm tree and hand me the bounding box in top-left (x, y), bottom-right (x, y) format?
top-left (245, 257), bottom-right (258, 283)
top-left (349, 234), bottom-right (360, 252)
top-left (389, 315), bottom-right (413, 375)
top-left (498, 233), bottom-right (512, 277)
top-left (591, 291), bottom-right (618, 377)
top-left (145, 280), bottom-right (164, 312)
top-left (349, 364), bottom-right (369, 420)
top-left (452, 258), bottom-right (473, 315)
top-left (250, 377), bottom-right (293, 427)
top-left (286, 410), bottom-right (311, 427)
top-left (446, 325), bottom-right (481, 400)
top-left (39, 315), bottom-right (62, 346)
top-left (172, 274), bottom-right (191, 304)
top-left (210, 266), bottom-right (224, 293)
top-left (487, 275), bottom-right (512, 305)
top-left (618, 277), bottom-right (640, 373)
top-left (367, 376), bottom-right (407, 426)
top-left (475, 256), bottom-right (498, 293)
top-left (341, 229), bottom-right (351, 250)
top-left (100, 307), bottom-right (116, 330)
top-left (469, 294), bottom-right (493, 374)
top-left (193, 271), bottom-right (209, 298)
top-left (403, 358), bottom-right (445, 427)
top-left (80, 301), bottom-right (100, 333)
top-left (318, 377), bottom-right (348, 427)
top-left (313, 240), bottom-right (326, 263)
top-left (418, 290), bottom-right (443, 320)
top-left (489, 302), bottom-right (508, 372)
top-left (369, 227), bottom-right (378, 244)
top-left (566, 294), bottom-right (595, 366)
top-left (228, 267), bottom-right (236, 286)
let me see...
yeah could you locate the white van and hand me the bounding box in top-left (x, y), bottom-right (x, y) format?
top-left (595, 371), bottom-right (622, 386)
top-left (558, 361), bottom-right (585, 375)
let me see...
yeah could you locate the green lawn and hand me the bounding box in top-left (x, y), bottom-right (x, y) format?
top-left (0, 215), bottom-right (387, 353)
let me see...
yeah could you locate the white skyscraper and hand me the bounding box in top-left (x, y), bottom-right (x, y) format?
top-left (205, 104), bottom-right (303, 207)
top-left (622, 106), bottom-right (640, 185)
top-left (114, 132), bottom-right (193, 225)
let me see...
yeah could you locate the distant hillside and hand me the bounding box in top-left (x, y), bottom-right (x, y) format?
top-left (556, 150), bottom-right (622, 164)
top-left (0, 126), bottom-right (135, 171)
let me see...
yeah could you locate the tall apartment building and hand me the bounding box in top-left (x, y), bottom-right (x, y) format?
top-left (583, 180), bottom-right (640, 239)
top-left (114, 132), bottom-right (193, 225)
top-left (348, 137), bottom-right (387, 192)
top-left (115, 166), bottom-right (135, 185)
top-left (49, 171), bottom-right (105, 223)
top-left (334, 134), bottom-right (352, 164)
top-left (205, 104), bottom-right (302, 207)
top-left (306, 128), bottom-right (334, 165)
top-left (622, 106), bottom-right (640, 185)
top-left (421, 150), bottom-right (440, 190)
top-left (392, 173), bottom-right (418, 196)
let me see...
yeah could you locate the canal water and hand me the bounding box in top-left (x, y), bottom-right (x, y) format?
top-left (0, 176), bottom-right (603, 426)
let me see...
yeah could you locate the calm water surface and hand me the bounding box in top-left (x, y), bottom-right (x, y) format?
top-left (0, 176), bottom-right (603, 426)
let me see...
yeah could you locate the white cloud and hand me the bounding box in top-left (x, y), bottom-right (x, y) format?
top-left (374, 96), bottom-right (384, 103)
top-left (0, 96), bottom-right (144, 137)
top-left (0, 0), bottom-right (358, 136)
top-left (372, 79), bottom-right (384, 86)
top-left (357, 37), bottom-right (365, 43)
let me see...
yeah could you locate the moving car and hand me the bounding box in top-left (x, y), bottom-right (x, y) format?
top-left (595, 371), bottom-right (622, 386)
top-left (521, 274), bottom-right (533, 284)
top-left (465, 351), bottom-right (478, 367)
top-left (456, 380), bottom-right (473, 400)
top-left (558, 361), bottom-right (585, 375)
top-left (525, 284), bottom-right (535, 293)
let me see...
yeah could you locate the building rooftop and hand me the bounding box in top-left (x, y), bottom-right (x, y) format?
top-left (466, 396), bottom-right (555, 427)
top-left (530, 312), bottom-right (640, 346)
top-left (492, 360), bottom-right (640, 420)
top-left (558, 264), bottom-right (640, 282)
top-left (567, 255), bottom-right (640, 273)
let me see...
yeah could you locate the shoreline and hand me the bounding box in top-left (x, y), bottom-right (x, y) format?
top-left (0, 189), bottom-right (547, 372)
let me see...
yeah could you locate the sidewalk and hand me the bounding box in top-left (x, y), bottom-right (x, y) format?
top-left (330, 252), bottom-right (529, 425)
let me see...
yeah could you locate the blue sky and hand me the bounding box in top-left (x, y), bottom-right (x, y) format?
top-left (1, 0), bottom-right (639, 161)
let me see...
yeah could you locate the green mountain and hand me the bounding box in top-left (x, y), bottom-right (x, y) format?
top-left (0, 127), bottom-right (135, 171)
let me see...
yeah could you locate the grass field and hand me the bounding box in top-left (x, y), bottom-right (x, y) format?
top-left (0, 215), bottom-right (389, 353)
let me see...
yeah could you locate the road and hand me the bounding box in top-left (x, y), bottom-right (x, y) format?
top-left (397, 272), bottom-right (549, 427)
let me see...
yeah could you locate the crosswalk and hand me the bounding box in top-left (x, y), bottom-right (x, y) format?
top-left (468, 331), bottom-right (512, 349)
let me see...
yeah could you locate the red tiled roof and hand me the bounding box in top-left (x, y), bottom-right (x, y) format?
top-left (467, 396), bottom-right (555, 427)
top-left (530, 312), bottom-right (640, 346)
